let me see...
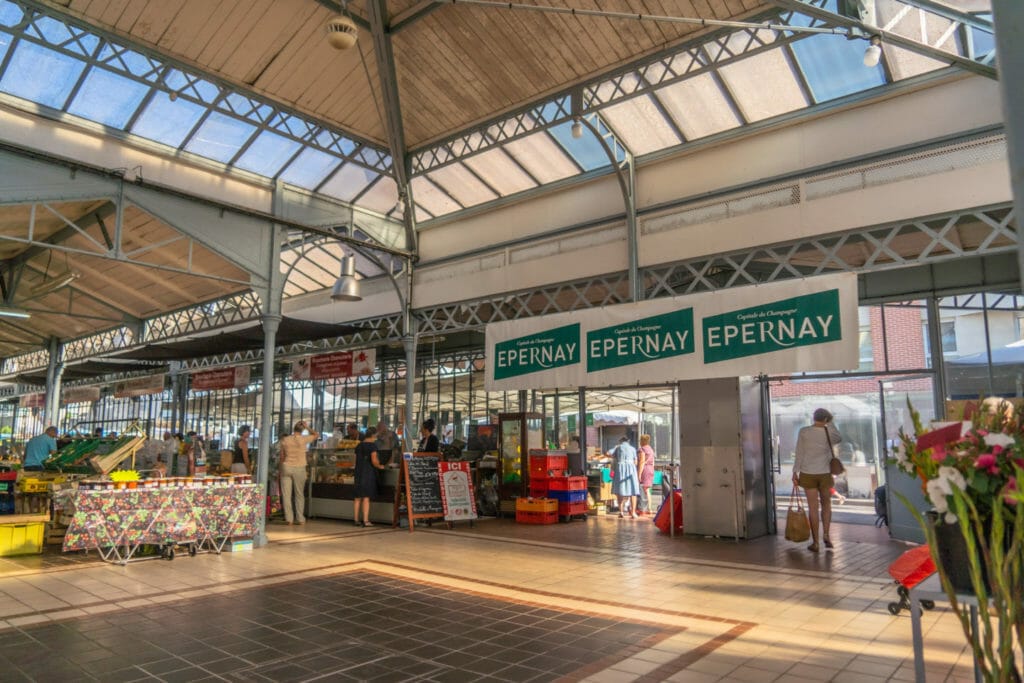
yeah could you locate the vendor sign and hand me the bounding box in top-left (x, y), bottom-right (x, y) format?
top-left (191, 366), bottom-right (250, 391)
top-left (484, 273), bottom-right (858, 390)
top-left (438, 461), bottom-right (477, 522)
top-left (62, 386), bottom-right (101, 404)
top-left (113, 374), bottom-right (165, 398)
top-left (19, 393), bottom-right (45, 408)
top-left (290, 348), bottom-right (376, 381)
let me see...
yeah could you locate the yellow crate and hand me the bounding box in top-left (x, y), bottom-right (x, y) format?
top-left (17, 479), bottom-right (48, 493)
top-left (0, 521), bottom-right (45, 556)
top-left (515, 497), bottom-right (558, 514)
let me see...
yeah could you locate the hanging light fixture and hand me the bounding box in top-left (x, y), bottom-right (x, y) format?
top-left (862, 35), bottom-right (883, 67)
top-left (0, 306), bottom-right (30, 319)
top-left (331, 254), bottom-right (362, 302)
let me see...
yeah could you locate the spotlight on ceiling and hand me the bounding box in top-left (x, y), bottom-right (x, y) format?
top-left (29, 270), bottom-right (79, 298)
top-left (330, 254), bottom-right (362, 302)
top-left (0, 306), bottom-right (30, 319)
top-left (863, 36), bottom-right (882, 67)
top-left (325, 15), bottom-right (358, 50)
top-left (571, 118), bottom-right (583, 139)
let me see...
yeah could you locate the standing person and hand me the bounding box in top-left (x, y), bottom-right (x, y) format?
top-left (346, 423), bottom-right (362, 442)
top-left (637, 434), bottom-right (656, 515)
top-left (277, 421), bottom-right (318, 525)
top-left (232, 425), bottom-right (251, 474)
top-left (353, 426), bottom-right (385, 527)
top-left (418, 418), bottom-right (440, 453)
top-left (375, 421), bottom-right (397, 464)
top-left (792, 408), bottom-right (843, 553)
top-left (610, 435), bottom-right (640, 519)
top-left (159, 432), bottom-right (177, 476)
top-left (24, 426), bottom-right (58, 472)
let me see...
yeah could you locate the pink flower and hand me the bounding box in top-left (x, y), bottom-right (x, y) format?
top-left (975, 453), bottom-right (999, 475)
top-left (1005, 477), bottom-right (1019, 506)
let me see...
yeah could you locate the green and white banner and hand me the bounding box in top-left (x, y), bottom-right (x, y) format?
top-left (484, 273), bottom-right (858, 391)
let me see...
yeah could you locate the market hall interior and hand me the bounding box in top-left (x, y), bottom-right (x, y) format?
top-left (0, 516), bottom-right (981, 682)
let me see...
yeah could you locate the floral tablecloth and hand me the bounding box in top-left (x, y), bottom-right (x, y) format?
top-left (63, 484), bottom-right (261, 553)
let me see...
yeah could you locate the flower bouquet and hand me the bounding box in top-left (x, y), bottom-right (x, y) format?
top-left (895, 397), bottom-right (1023, 681)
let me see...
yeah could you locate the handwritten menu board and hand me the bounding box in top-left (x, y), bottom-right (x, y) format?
top-left (395, 453), bottom-right (443, 531)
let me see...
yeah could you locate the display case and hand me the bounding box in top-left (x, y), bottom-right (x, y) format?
top-left (498, 413), bottom-right (543, 503)
top-left (308, 448), bottom-right (397, 523)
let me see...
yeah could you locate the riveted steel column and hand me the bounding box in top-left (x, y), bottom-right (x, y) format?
top-left (991, 0), bottom-right (1024, 288)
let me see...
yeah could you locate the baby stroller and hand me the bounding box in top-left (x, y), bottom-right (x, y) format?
top-left (886, 545), bottom-right (936, 615)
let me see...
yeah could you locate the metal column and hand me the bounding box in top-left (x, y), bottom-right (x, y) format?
top-left (43, 337), bottom-right (64, 427)
top-left (254, 312), bottom-right (280, 548)
top-left (991, 0), bottom-right (1024, 287)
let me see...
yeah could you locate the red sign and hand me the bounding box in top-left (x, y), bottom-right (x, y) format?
top-left (438, 461), bottom-right (478, 522)
top-left (191, 366), bottom-right (250, 391)
top-left (62, 386), bottom-right (101, 405)
top-left (291, 349), bottom-right (376, 381)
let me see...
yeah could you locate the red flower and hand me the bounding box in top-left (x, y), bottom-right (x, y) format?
top-left (975, 453), bottom-right (999, 475)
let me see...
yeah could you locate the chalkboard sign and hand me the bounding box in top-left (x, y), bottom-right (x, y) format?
top-left (395, 453), bottom-right (444, 531)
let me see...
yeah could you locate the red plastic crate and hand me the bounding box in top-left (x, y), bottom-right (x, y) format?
top-left (515, 510), bottom-right (559, 525)
top-left (547, 476), bottom-right (587, 491)
top-left (528, 482), bottom-right (549, 498)
top-left (528, 454), bottom-right (568, 479)
top-left (558, 500), bottom-right (588, 517)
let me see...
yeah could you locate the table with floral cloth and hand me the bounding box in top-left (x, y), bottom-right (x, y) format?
top-left (62, 484), bottom-right (261, 564)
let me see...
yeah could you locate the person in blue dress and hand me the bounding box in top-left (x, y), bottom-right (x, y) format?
top-left (353, 426), bottom-right (385, 527)
top-left (610, 435), bottom-right (640, 518)
top-left (24, 426), bottom-right (58, 471)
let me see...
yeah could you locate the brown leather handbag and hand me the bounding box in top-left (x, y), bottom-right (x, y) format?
top-left (825, 427), bottom-right (845, 476)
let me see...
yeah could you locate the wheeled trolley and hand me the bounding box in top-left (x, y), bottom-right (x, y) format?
top-left (887, 545), bottom-right (936, 615)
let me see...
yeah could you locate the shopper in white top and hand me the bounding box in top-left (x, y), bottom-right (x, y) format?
top-left (792, 408), bottom-right (843, 553)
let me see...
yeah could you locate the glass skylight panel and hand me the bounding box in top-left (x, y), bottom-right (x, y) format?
top-left (600, 95), bottom-right (682, 156)
top-left (317, 163), bottom-right (379, 202)
top-left (67, 67), bottom-right (149, 128)
top-left (234, 130), bottom-right (302, 176)
top-left (97, 44), bottom-right (157, 80)
top-left (969, 16), bottom-right (995, 59)
top-left (656, 72), bottom-right (741, 140)
top-left (463, 148), bottom-right (536, 196)
top-left (131, 92), bottom-right (206, 147)
top-left (790, 35), bottom-right (886, 103)
top-left (549, 122), bottom-right (609, 172)
top-left (0, 41), bottom-right (85, 109)
top-left (31, 15), bottom-right (95, 55)
top-left (503, 133), bottom-right (578, 183)
top-left (165, 69), bottom-right (219, 104)
top-left (411, 176), bottom-right (462, 217)
top-left (884, 43), bottom-right (949, 81)
top-left (414, 205), bottom-right (433, 223)
top-left (277, 147), bottom-right (341, 189)
top-left (184, 112), bottom-right (256, 163)
top-left (0, 2), bottom-right (23, 27)
top-left (427, 163), bottom-right (498, 207)
top-left (357, 176), bottom-right (400, 215)
top-left (718, 49), bottom-right (809, 122)
top-left (0, 31), bottom-right (10, 63)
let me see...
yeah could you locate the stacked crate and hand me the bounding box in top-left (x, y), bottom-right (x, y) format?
top-left (528, 450), bottom-right (587, 522)
top-left (515, 497), bottom-right (558, 524)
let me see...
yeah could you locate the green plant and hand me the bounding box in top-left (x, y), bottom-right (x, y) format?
top-left (895, 398), bottom-right (1023, 682)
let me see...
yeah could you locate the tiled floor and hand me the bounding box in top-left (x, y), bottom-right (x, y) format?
top-left (0, 515), bottom-right (985, 681)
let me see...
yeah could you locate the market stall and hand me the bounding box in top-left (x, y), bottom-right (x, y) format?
top-left (309, 445), bottom-right (399, 524)
top-left (62, 479), bottom-right (260, 564)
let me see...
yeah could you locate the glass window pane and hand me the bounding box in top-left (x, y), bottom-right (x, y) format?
top-left (277, 147), bottom-right (341, 189)
top-left (600, 95), bottom-right (681, 156)
top-left (411, 176), bottom-right (462, 217)
top-left (358, 176), bottom-right (400, 215)
top-left (790, 34), bottom-right (886, 102)
top-left (503, 133), bottom-right (578, 183)
top-left (656, 73), bottom-right (742, 140)
top-left (67, 68), bottom-right (150, 128)
top-left (718, 48), bottom-right (809, 122)
top-left (942, 292), bottom-right (1024, 400)
top-left (427, 163), bottom-right (498, 207)
top-left (548, 122), bottom-right (608, 172)
top-left (184, 111), bottom-right (256, 163)
top-left (463, 148), bottom-right (536, 196)
top-left (884, 43), bottom-right (948, 81)
top-left (131, 92), bottom-right (206, 147)
top-left (0, 3), bottom-right (25, 27)
top-left (318, 163), bottom-right (379, 202)
top-left (234, 130), bottom-right (302, 176)
top-left (0, 41), bottom-right (85, 109)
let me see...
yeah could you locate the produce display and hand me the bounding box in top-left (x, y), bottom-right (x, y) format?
top-left (44, 429), bottom-right (146, 475)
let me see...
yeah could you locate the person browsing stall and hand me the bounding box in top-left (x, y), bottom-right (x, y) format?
top-left (277, 421), bottom-right (318, 525)
top-left (232, 425), bottom-right (251, 474)
top-left (792, 408), bottom-right (843, 553)
top-left (610, 435), bottom-right (641, 519)
top-left (24, 426), bottom-right (58, 471)
top-left (353, 426), bottom-right (386, 527)
top-left (418, 418), bottom-right (440, 453)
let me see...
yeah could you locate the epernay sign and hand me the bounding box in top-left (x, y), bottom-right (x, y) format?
top-left (485, 273), bottom-right (858, 391)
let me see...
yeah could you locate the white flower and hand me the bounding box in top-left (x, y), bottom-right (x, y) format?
top-left (927, 479), bottom-right (950, 512)
top-left (944, 512), bottom-right (957, 524)
top-left (983, 432), bottom-right (1015, 449)
top-left (938, 466), bottom-right (967, 491)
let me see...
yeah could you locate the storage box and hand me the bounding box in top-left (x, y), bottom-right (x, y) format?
top-left (547, 476), bottom-right (587, 491)
top-left (528, 483), bottom-right (549, 498)
top-left (515, 510), bottom-right (558, 525)
top-left (0, 521), bottom-right (45, 556)
top-left (558, 501), bottom-right (588, 517)
top-left (515, 497), bottom-right (557, 513)
top-left (548, 489), bottom-right (587, 503)
top-left (528, 453), bottom-right (568, 479)
top-left (226, 539), bottom-right (253, 552)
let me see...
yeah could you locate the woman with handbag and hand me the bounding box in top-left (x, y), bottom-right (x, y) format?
top-left (792, 408), bottom-right (843, 553)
